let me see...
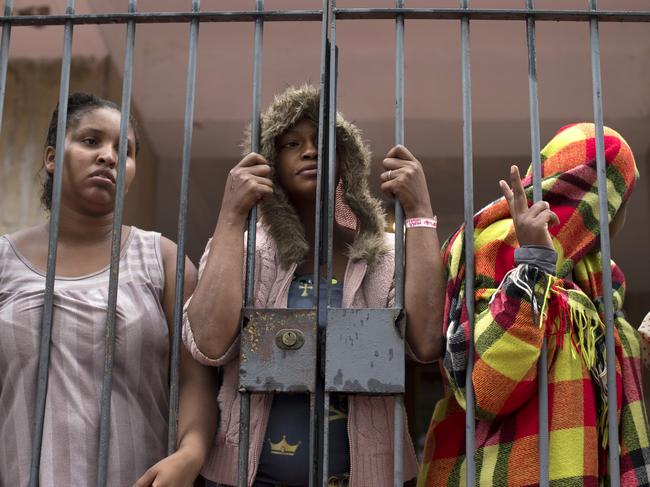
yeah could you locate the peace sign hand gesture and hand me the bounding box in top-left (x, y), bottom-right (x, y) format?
top-left (499, 165), bottom-right (559, 249)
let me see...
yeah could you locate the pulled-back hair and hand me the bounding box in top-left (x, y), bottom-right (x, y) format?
top-left (41, 92), bottom-right (140, 210)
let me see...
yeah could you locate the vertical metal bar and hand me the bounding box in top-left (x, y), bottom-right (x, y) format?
top-left (310, 1), bottom-right (329, 486)
top-left (96, 1), bottom-right (137, 485)
top-left (525, 1), bottom-right (542, 205)
top-left (393, 1), bottom-right (405, 485)
top-left (237, 394), bottom-right (251, 487)
top-left (0, 0), bottom-right (15, 135)
top-left (460, 0), bottom-right (476, 485)
top-left (243, 3), bottom-right (263, 306)
top-left (321, 391), bottom-right (331, 487)
top-left (588, 0), bottom-right (620, 483)
top-left (322, 3), bottom-right (337, 486)
top-left (167, 0), bottom-right (200, 454)
top-left (525, 2), bottom-right (549, 485)
top-left (309, 391), bottom-right (318, 487)
top-left (239, 1), bottom-right (263, 485)
top-left (313, 1), bottom-right (329, 306)
top-left (326, 6), bottom-right (337, 322)
top-left (393, 396), bottom-right (404, 486)
top-left (394, 4), bottom-right (405, 308)
top-left (28, 2), bottom-right (74, 485)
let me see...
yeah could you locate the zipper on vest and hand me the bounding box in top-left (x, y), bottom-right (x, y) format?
top-left (249, 394), bottom-right (273, 486)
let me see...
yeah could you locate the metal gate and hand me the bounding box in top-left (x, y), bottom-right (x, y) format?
top-left (5, 1), bottom-right (648, 487)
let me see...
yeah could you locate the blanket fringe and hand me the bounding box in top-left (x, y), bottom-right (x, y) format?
top-left (542, 281), bottom-right (609, 448)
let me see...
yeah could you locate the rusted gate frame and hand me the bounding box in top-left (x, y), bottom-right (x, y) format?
top-left (0, 1), bottom-right (639, 486)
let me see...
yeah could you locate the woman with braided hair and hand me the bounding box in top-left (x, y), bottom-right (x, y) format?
top-left (418, 123), bottom-right (650, 485)
top-left (0, 92), bottom-right (216, 486)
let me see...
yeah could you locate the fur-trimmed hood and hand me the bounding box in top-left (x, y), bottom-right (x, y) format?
top-left (245, 84), bottom-right (387, 270)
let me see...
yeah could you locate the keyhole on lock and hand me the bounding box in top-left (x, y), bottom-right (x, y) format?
top-left (275, 329), bottom-right (304, 350)
top-left (282, 331), bottom-right (297, 346)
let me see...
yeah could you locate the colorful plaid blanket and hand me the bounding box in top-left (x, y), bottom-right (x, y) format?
top-left (418, 123), bottom-right (650, 486)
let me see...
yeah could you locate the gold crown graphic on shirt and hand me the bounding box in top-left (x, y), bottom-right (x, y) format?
top-left (268, 435), bottom-right (301, 456)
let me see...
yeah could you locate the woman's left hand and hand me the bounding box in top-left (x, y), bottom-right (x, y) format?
top-left (380, 145), bottom-right (434, 218)
top-left (132, 447), bottom-right (202, 487)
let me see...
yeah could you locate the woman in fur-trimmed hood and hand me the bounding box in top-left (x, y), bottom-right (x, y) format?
top-left (255, 84), bottom-right (387, 269)
top-left (183, 85), bottom-right (446, 486)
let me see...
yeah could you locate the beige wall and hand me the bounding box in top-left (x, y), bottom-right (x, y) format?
top-left (0, 56), bottom-right (158, 236)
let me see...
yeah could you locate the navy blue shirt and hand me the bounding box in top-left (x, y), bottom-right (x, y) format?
top-left (255, 275), bottom-right (349, 486)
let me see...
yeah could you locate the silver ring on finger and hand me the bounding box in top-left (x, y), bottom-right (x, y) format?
top-left (388, 169), bottom-right (393, 180)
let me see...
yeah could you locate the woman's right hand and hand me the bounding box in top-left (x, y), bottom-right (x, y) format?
top-left (221, 152), bottom-right (273, 220)
top-left (499, 165), bottom-right (559, 249)
top-left (132, 446), bottom-right (202, 487)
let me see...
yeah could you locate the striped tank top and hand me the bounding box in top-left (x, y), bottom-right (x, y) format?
top-left (0, 226), bottom-right (169, 486)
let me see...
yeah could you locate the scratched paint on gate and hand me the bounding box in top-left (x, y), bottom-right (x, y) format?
top-left (239, 308), bottom-right (317, 393)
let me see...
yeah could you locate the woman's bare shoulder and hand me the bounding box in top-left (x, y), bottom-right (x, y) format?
top-left (7, 225), bottom-right (47, 251)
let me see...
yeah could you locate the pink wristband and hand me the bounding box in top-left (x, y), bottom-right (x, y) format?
top-left (405, 216), bottom-right (437, 229)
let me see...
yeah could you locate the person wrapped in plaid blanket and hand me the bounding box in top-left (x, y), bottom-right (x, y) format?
top-left (418, 123), bottom-right (650, 486)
